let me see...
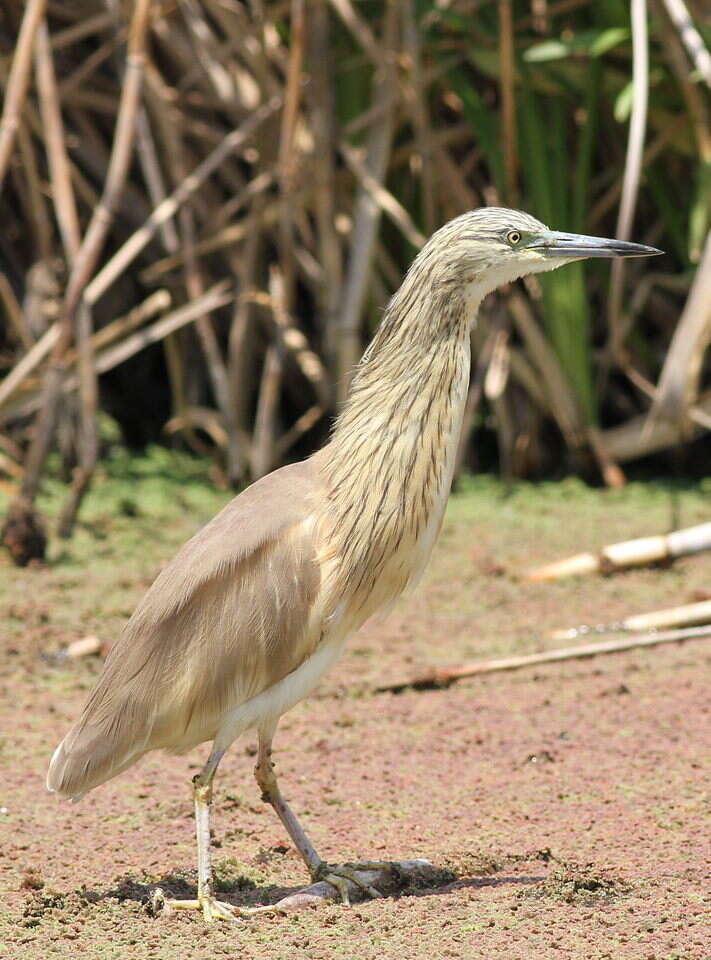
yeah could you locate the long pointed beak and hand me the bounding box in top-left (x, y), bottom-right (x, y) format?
top-left (530, 231), bottom-right (664, 259)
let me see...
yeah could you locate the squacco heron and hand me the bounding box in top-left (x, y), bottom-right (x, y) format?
top-left (48, 208), bottom-right (661, 920)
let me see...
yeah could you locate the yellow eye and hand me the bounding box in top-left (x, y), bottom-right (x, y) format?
top-left (507, 230), bottom-right (521, 246)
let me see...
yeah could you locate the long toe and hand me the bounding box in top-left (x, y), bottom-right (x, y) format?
top-left (315, 863), bottom-right (386, 903)
top-left (150, 888), bottom-right (276, 922)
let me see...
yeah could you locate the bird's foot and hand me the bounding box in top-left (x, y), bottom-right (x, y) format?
top-left (311, 860), bottom-right (397, 906)
top-left (150, 887), bottom-right (277, 922)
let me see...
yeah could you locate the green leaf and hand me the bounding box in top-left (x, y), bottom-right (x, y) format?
top-left (524, 28), bottom-right (629, 63)
top-left (614, 81), bottom-right (633, 122)
top-left (524, 40), bottom-right (570, 63)
top-left (589, 27), bottom-right (629, 56)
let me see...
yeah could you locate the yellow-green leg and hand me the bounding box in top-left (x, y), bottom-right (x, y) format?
top-left (255, 726), bottom-right (393, 905)
top-left (152, 751), bottom-right (275, 922)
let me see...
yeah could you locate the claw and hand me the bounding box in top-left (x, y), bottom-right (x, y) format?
top-left (150, 886), bottom-right (276, 922)
top-left (312, 861), bottom-right (389, 904)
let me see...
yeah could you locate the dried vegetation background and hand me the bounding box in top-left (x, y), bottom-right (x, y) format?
top-left (0, 0), bottom-right (709, 558)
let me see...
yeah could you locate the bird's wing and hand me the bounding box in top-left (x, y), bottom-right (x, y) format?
top-left (48, 459), bottom-right (323, 798)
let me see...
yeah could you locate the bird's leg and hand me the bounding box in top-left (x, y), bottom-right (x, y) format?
top-left (255, 727), bottom-right (388, 905)
top-left (152, 749), bottom-right (275, 922)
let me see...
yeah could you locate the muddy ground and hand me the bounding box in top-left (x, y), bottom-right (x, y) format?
top-left (1, 455), bottom-right (709, 960)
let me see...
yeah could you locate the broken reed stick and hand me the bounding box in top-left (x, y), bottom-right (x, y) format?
top-left (378, 624), bottom-right (711, 693)
top-left (548, 597), bottom-right (711, 641)
top-left (525, 521), bottom-right (711, 581)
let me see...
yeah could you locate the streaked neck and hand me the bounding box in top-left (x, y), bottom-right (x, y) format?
top-left (319, 283), bottom-right (475, 614)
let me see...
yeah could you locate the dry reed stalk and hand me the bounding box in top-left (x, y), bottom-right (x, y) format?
top-left (588, 119), bottom-right (687, 228)
top-left (402, 0), bottom-right (435, 234)
top-left (306, 1), bottom-right (342, 391)
top-left (134, 108), bottom-right (180, 253)
top-left (0, 275), bottom-right (32, 351)
top-left (43, 1), bottom-right (148, 536)
top-left (61, 0), bottom-right (151, 320)
top-left (58, 34), bottom-right (120, 97)
top-left (178, 0), bottom-right (240, 114)
top-left (65, 290), bottom-right (171, 363)
top-left (85, 98), bottom-right (280, 304)
top-left (137, 203), bottom-right (281, 283)
top-left (380, 625), bottom-right (711, 692)
top-left (227, 204), bottom-right (266, 471)
top-left (50, 12), bottom-right (113, 51)
top-left (252, 345), bottom-right (283, 479)
top-left (0, 291), bottom-right (169, 426)
top-left (660, 0), bottom-right (711, 87)
top-left (454, 319), bottom-right (502, 475)
top-left (16, 124), bottom-right (53, 261)
top-left (486, 326), bottom-right (515, 486)
top-left (274, 404), bottom-right (325, 460)
top-left (0, 324), bottom-right (60, 413)
top-left (601, 389), bottom-right (711, 461)
top-left (507, 291), bottom-right (585, 448)
top-left (335, 2), bottom-right (399, 403)
top-left (19, 0), bottom-right (152, 507)
top-left (654, 0), bottom-right (711, 263)
top-left (606, 0), bottom-right (649, 361)
top-left (266, 267), bottom-right (329, 406)
top-left (525, 521), bottom-right (711, 581)
top-left (185, 200), bottom-right (245, 481)
top-left (498, 0), bottom-right (518, 205)
top-left (328, 0), bottom-right (381, 65)
top-left (586, 427), bottom-right (626, 489)
top-left (3, 284), bottom-right (234, 425)
top-left (339, 141), bottom-right (427, 249)
top-left (166, 53), bottom-right (247, 482)
top-left (548, 598), bottom-right (711, 641)
top-left (646, 231), bottom-right (711, 430)
top-left (0, 0), bottom-right (47, 193)
top-left (515, 0), bottom-right (594, 29)
top-left (89, 285), bottom-right (233, 381)
top-left (57, 303), bottom-right (97, 538)
top-left (34, 19), bottom-right (81, 262)
top-left (276, 0), bottom-right (305, 312)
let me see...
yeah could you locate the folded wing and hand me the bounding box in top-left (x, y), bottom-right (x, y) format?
top-left (47, 460), bottom-right (322, 798)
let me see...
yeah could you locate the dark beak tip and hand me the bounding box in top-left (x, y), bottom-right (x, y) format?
top-left (621, 244), bottom-right (665, 259)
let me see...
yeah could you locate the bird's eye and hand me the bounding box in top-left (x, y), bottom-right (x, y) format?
top-left (507, 230), bottom-right (521, 246)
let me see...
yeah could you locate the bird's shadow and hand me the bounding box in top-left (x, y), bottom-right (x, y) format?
top-left (79, 868), bottom-right (544, 912)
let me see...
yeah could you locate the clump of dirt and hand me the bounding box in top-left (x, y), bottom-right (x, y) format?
top-left (19, 869), bottom-right (44, 891)
top-left (442, 849), bottom-right (503, 878)
top-left (21, 889), bottom-right (65, 927)
top-left (388, 862), bottom-right (456, 896)
top-left (213, 856), bottom-right (263, 893)
top-left (1, 498), bottom-right (47, 566)
top-left (517, 860), bottom-right (631, 905)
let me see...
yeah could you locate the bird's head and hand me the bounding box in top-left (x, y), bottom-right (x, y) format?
top-left (423, 207), bottom-right (663, 298)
